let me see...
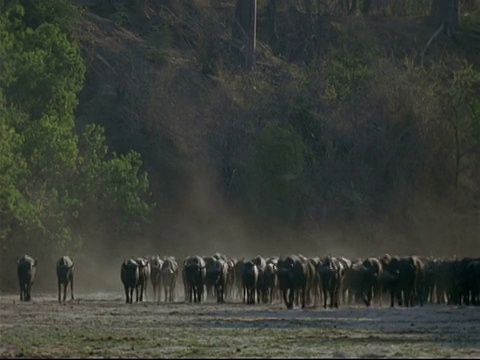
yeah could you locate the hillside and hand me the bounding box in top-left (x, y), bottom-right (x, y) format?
top-left (71, 1), bottom-right (480, 260)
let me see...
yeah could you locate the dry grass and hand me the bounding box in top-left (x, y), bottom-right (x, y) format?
top-left (1, 293), bottom-right (479, 358)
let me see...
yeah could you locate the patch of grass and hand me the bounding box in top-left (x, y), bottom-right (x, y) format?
top-left (1, 299), bottom-right (480, 358)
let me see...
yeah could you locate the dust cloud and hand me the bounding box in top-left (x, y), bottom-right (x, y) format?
top-left (2, 165), bottom-right (479, 296)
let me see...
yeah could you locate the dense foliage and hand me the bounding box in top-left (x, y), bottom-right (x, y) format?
top-left (0, 0), bottom-right (155, 288)
top-left (0, 0), bottom-right (479, 290)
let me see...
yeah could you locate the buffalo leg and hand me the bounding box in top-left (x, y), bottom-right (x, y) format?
top-left (390, 290), bottom-right (395, 307)
top-left (71, 276), bottom-right (75, 301)
top-left (63, 283), bottom-right (67, 303)
top-left (19, 281), bottom-right (24, 302)
top-left (301, 286), bottom-right (306, 309)
top-left (288, 288), bottom-right (295, 309)
top-left (124, 286), bottom-right (129, 303)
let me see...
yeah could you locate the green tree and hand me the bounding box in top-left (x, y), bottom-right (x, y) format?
top-left (435, 59), bottom-right (480, 189)
top-left (323, 18), bottom-right (376, 104)
top-left (3, 22), bottom-right (85, 120)
top-left (0, 103), bottom-right (28, 242)
top-left (18, 0), bottom-right (80, 34)
top-left (246, 123), bottom-right (307, 223)
top-left (0, 0), bottom-right (155, 290)
top-left (75, 124), bottom-right (155, 231)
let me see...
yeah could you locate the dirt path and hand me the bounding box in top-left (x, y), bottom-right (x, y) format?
top-left (1, 293), bottom-right (479, 358)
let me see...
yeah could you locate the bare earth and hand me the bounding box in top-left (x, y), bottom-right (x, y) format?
top-left (1, 293), bottom-right (479, 358)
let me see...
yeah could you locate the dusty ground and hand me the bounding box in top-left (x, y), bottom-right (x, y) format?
top-left (1, 292), bottom-right (480, 358)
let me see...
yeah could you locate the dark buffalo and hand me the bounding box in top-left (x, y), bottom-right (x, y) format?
top-left (212, 252), bottom-right (234, 299)
top-left (266, 257), bottom-right (280, 303)
top-left (121, 258), bottom-right (140, 304)
top-left (434, 258), bottom-right (457, 305)
top-left (458, 257), bottom-right (480, 305)
top-left (343, 259), bottom-right (366, 305)
top-left (464, 259), bottom-right (480, 306)
top-left (384, 256), bottom-right (420, 307)
top-left (337, 256), bottom-right (352, 305)
top-left (252, 255), bottom-right (268, 304)
top-left (184, 255), bottom-right (206, 303)
top-left (150, 255), bottom-right (164, 303)
top-left (160, 257), bottom-right (179, 302)
top-left (234, 258), bottom-right (245, 301)
top-left (56, 256), bottom-right (74, 304)
top-left (242, 260), bottom-right (258, 304)
top-left (378, 254), bottom-right (393, 304)
top-left (262, 261), bottom-right (278, 304)
top-left (423, 257), bottom-right (437, 305)
top-left (204, 256), bottom-right (217, 300)
top-left (205, 257), bottom-right (229, 303)
top-left (277, 254), bottom-right (308, 309)
top-left (211, 253), bottom-right (236, 300)
top-left (361, 257), bottom-right (383, 307)
top-left (225, 257), bottom-right (237, 300)
top-left (412, 256), bottom-right (427, 306)
top-left (17, 254), bottom-right (37, 302)
top-left (298, 255), bottom-right (317, 307)
top-left (135, 257), bottom-right (151, 302)
top-left (317, 256), bottom-right (343, 309)
top-left (307, 256), bottom-right (321, 306)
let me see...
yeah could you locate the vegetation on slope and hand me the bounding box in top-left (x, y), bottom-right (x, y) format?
top-left (1, 0), bottom-right (479, 291)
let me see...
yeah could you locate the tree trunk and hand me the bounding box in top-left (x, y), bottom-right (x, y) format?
top-left (233, 0), bottom-right (257, 70)
top-left (421, 0), bottom-right (460, 64)
top-left (266, 0), bottom-right (278, 43)
top-left (429, 0), bottom-right (460, 36)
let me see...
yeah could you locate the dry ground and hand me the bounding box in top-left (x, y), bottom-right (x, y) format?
top-left (1, 292), bottom-right (480, 358)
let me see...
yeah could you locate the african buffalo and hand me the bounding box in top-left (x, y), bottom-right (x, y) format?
top-left (464, 259), bottom-right (480, 306)
top-left (160, 257), bottom-right (178, 302)
top-left (434, 258), bottom-right (456, 305)
top-left (207, 257), bottom-right (229, 303)
top-left (242, 260), bottom-right (258, 304)
top-left (298, 255), bottom-right (317, 307)
top-left (17, 254), bottom-right (37, 302)
top-left (317, 256), bottom-right (343, 309)
top-left (184, 255), bottom-right (206, 303)
top-left (234, 258), bottom-right (245, 301)
top-left (135, 257), bottom-right (151, 302)
top-left (412, 256), bottom-right (427, 306)
top-left (306, 257), bottom-right (322, 306)
top-left (225, 257), bottom-right (237, 300)
top-left (361, 257), bottom-right (383, 307)
top-left (343, 259), bottom-right (366, 305)
top-left (204, 256), bottom-right (217, 300)
top-left (252, 255), bottom-right (268, 303)
top-left (56, 256), bottom-right (74, 303)
top-left (457, 257), bottom-right (480, 306)
top-left (262, 261), bottom-right (278, 304)
top-left (150, 255), bottom-right (164, 303)
top-left (337, 256), bottom-right (352, 305)
top-left (423, 257), bottom-right (437, 305)
top-left (384, 256), bottom-right (420, 307)
top-left (121, 258), bottom-right (140, 304)
top-left (277, 254), bottom-right (308, 309)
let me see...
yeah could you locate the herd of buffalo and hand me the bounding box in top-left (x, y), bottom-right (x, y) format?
top-left (15, 253), bottom-right (480, 309)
